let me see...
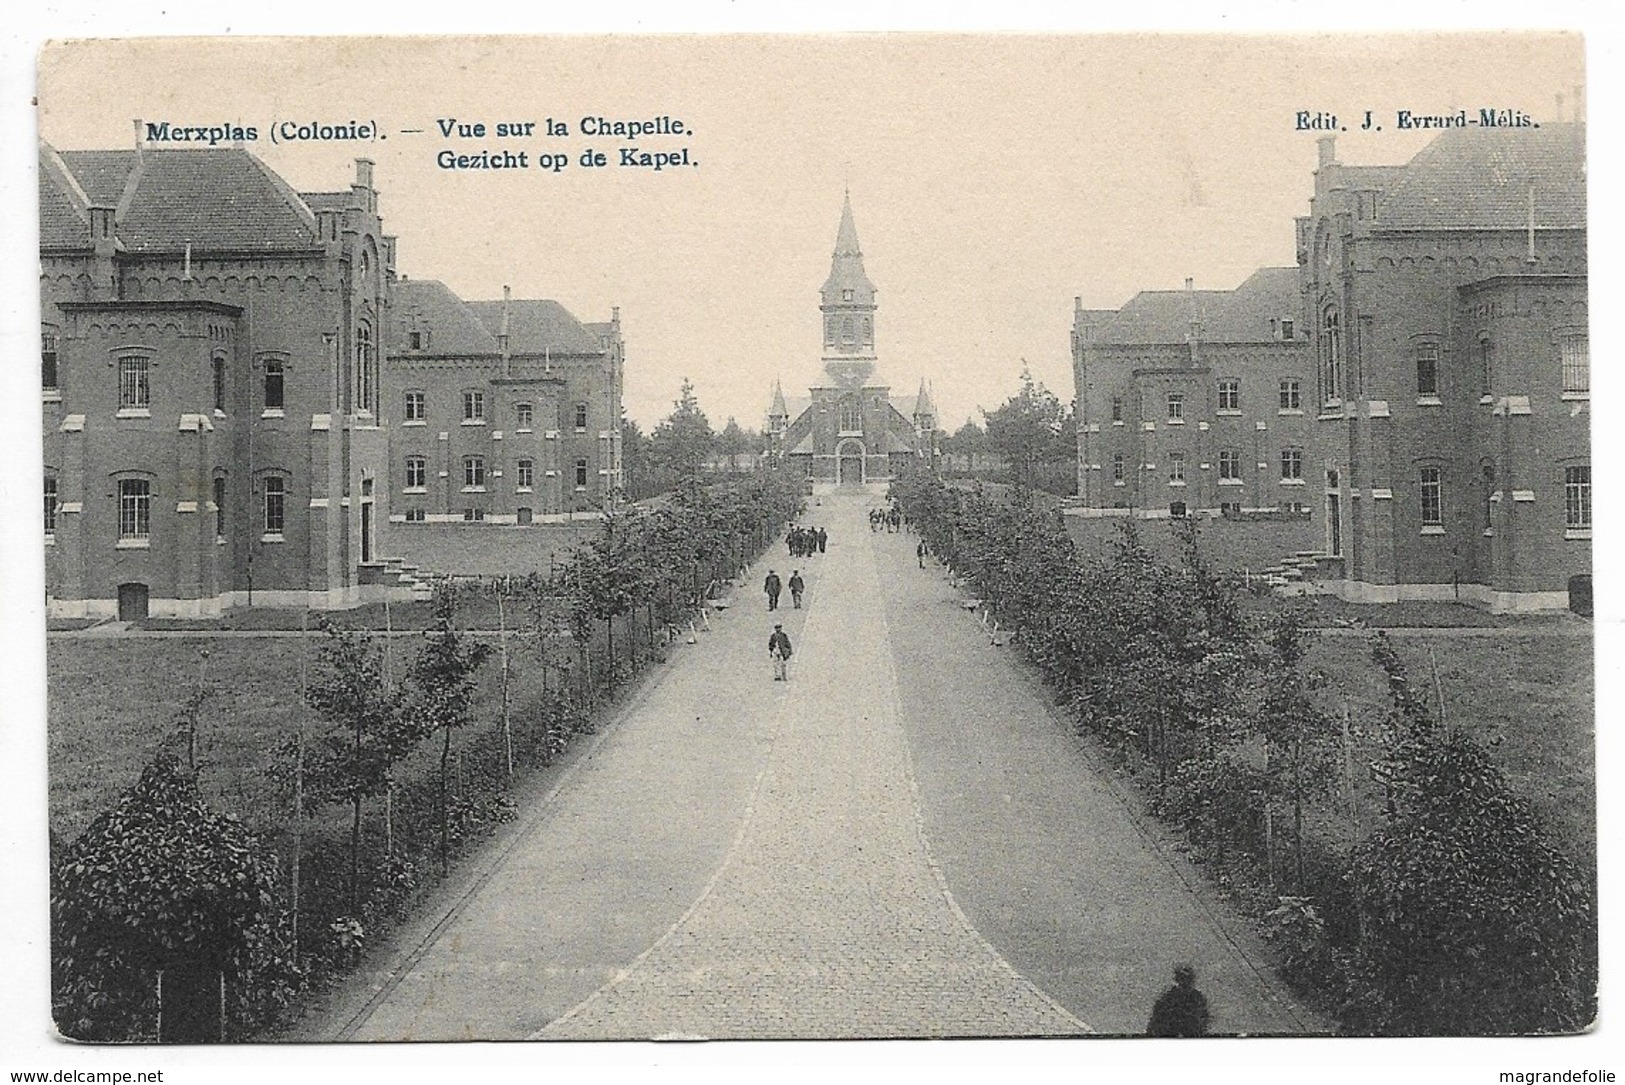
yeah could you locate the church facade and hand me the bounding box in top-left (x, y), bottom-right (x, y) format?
top-left (767, 195), bottom-right (936, 489)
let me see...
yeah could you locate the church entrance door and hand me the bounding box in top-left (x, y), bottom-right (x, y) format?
top-left (836, 439), bottom-right (866, 487)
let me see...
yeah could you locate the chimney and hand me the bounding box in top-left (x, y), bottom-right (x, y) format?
top-left (132, 118), bottom-right (145, 156)
top-left (499, 285), bottom-right (512, 378)
top-left (354, 158), bottom-right (374, 189)
top-left (1185, 277), bottom-right (1201, 361)
top-left (1317, 135), bottom-right (1336, 168)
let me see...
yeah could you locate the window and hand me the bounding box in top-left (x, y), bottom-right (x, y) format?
top-left (1561, 333), bottom-right (1589, 394)
top-left (1217, 379), bottom-right (1240, 412)
top-left (516, 458), bottom-right (534, 489)
top-left (1219, 450), bottom-right (1241, 481)
top-left (574, 402), bottom-right (588, 430)
top-left (515, 402), bottom-right (533, 429)
top-left (1168, 453), bottom-right (1186, 484)
top-left (405, 456), bottom-right (427, 490)
top-left (42, 329), bottom-right (58, 391)
top-left (263, 476), bottom-right (286, 535)
top-left (839, 399), bottom-right (862, 433)
top-left (1416, 342), bottom-right (1439, 397)
top-left (1481, 465), bottom-right (1496, 532)
top-left (408, 329), bottom-right (427, 350)
top-left (1279, 379), bottom-right (1301, 411)
top-left (405, 508), bottom-right (426, 523)
top-left (119, 355), bottom-right (150, 410)
top-left (355, 322), bottom-right (374, 413)
top-left (263, 359), bottom-right (285, 411)
top-left (462, 390), bottom-right (485, 422)
top-left (1169, 501), bottom-right (1187, 518)
top-left (824, 316), bottom-right (836, 346)
top-left (1166, 393), bottom-right (1184, 421)
top-left (1478, 338), bottom-right (1494, 398)
top-left (1280, 318), bottom-right (1295, 340)
top-left (118, 479), bottom-right (151, 540)
top-left (44, 477), bottom-right (57, 535)
top-left (1320, 308), bottom-right (1343, 405)
top-left (404, 391), bottom-right (426, 421)
top-left (1111, 396), bottom-right (1124, 423)
top-left (463, 456), bottom-right (486, 489)
top-left (1112, 453), bottom-right (1125, 483)
top-left (1220, 501), bottom-right (1242, 517)
top-left (213, 476), bottom-right (226, 538)
top-left (862, 316), bottom-right (872, 346)
top-left (463, 507), bottom-right (486, 522)
top-left (575, 459), bottom-right (589, 489)
top-left (212, 356), bottom-right (226, 412)
top-left (1419, 467), bottom-right (1443, 527)
top-left (842, 289), bottom-right (854, 302)
top-left (1566, 465), bottom-right (1591, 529)
top-left (1281, 448), bottom-right (1303, 480)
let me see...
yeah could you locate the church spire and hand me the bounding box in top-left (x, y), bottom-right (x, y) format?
top-left (821, 191), bottom-right (877, 313)
top-left (834, 189), bottom-right (861, 257)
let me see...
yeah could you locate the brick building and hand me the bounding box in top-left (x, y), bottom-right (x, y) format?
top-left (1298, 126), bottom-right (1588, 610)
top-left (40, 144), bottom-right (395, 618)
top-left (40, 139), bottom-right (626, 617)
top-left (766, 194), bottom-right (936, 489)
top-left (385, 279), bottom-right (624, 527)
top-left (1069, 268), bottom-right (1317, 541)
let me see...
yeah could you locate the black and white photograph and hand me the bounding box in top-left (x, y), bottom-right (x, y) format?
top-left (3, 14), bottom-right (1615, 1083)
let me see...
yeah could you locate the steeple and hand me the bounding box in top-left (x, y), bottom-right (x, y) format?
top-left (820, 191), bottom-right (878, 364)
top-left (913, 378), bottom-right (935, 421)
top-left (769, 378), bottom-right (788, 423)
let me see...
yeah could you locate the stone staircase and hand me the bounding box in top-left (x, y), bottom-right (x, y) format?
top-left (359, 557), bottom-right (436, 600)
top-left (1251, 550), bottom-right (1344, 596)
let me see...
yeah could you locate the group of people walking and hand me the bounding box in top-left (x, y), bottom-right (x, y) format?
top-left (786, 525), bottom-right (826, 558)
top-left (868, 506), bottom-right (903, 533)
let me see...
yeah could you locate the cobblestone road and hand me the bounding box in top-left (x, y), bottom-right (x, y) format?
top-left (319, 494), bottom-right (1317, 1042)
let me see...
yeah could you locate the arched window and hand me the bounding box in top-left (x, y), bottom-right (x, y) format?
top-left (42, 326), bottom-right (59, 392)
top-left (838, 399), bottom-right (862, 433)
top-left (1478, 337), bottom-right (1495, 399)
top-left (1320, 308), bottom-right (1343, 406)
top-left (355, 321), bottom-right (375, 414)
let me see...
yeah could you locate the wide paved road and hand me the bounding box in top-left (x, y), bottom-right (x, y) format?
top-left (316, 494), bottom-right (1319, 1041)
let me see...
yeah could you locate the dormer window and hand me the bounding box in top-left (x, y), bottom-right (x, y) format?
top-left (842, 289), bottom-right (854, 302)
top-left (409, 328), bottom-right (428, 351)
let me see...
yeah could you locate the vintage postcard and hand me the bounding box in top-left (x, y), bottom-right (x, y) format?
top-left (14, 24), bottom-right (1606, 1080)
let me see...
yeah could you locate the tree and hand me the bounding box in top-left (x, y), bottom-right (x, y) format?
top-left (942, 418), bottom-right (988, 474)
top-left (717, 416), bottom-right (755, 471)
top-left (619, 415), bottom-right (656, 501)
top-left (52, 750), bottom-right (300, 1041)
top-left (649, 377), bottom-right (716, 486)
top-left (406, 591), bottom-right (493, 876)
top-left (303, 622), bottom-right (418, 915)
top-left (982, 366), bottom-right (1072, 490)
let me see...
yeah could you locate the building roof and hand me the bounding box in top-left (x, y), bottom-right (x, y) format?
top-left (47, 146), bottom-right (321, 252)
top-left (467, 298), bottom-right (604, 356)
top-left (820, 192), bottom-right (878, 307)
top-left (301, 190), bottom-right (354, 212)
top-left (391, 279), bottom-right (500, 356)
top-left (1089, 268), bottom-right (1300, 347)
top-left (768, 379), bottom-right (789, 418)
top-left (1376, 124), bottom-right (1586, 230)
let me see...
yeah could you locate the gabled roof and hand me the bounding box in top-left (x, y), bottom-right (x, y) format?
top-left (391, 279), bottom-right (500, 356)
top-left (301, 190), bottom-right (353, 212)
top-left (46, 146), bottom-right (323, 252)
top-left (467, 298), bottom-right (604, 356)
top-left (1376, 124), bottom-right (1585, 231)
top-left (1089, 268), bottom-right (1301, 347)
top-left (38, 146), bottom-right (90, 248)
top-left (768, 378), bottom-right (789, 418)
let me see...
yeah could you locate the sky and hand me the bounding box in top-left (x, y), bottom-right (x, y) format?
top-left (33, 33), bottom-right (1584, 431)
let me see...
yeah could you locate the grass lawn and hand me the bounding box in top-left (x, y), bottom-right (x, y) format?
top-left (1304, 629), bottom-right (1595, 860)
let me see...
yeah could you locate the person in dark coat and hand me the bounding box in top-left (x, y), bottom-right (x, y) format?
top-left (1146, 965), bottom-right (1210, 1037)
top-left (788, 570), bottom-right (805, 609)
top-left (768, 623), bottom-right (793, 681)
top-left (917, 540), bottom-right (927, 568)
top-left (764, 570), bottom-right (781, 611)
top-left (817, 527), bottom-right (827, 553)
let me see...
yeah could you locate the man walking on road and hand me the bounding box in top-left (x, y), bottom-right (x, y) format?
top-left (768, 623), bottom-right (793, 681)
top-left (764, 570), bottom-right (782, 611)
top-left (789, 570), bottom-right (805, 609)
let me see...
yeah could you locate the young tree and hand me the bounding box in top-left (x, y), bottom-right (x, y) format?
top-left (619, 415), bottom-right (656, 501)
top-left (303, 623), bottom-right (418, 915)
top-left (406, 591), bottom-right (493, 876)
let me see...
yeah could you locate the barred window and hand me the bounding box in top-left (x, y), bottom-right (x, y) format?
top-left (1281, 448), bottom-right (1303, 480)
top-left (1419, 467), bottom-right (1443, 527)
top-left (1566, 465), bottom-right (1591, 529)
top-left (1416, 342), bottom-right (1439, 397)
top-left (118, 479), bottom-right (151, 539)
top-left (119, 355), bottom-right (150, 410)
top-left (1561, 334), bottom-right (1589, 394)
top-left (263, 476), bottom-right (286, 535)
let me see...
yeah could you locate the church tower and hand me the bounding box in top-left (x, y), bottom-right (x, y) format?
top-left (819, 191), bottom-right (878, 383)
